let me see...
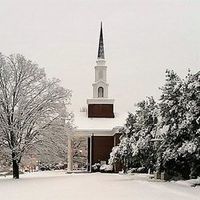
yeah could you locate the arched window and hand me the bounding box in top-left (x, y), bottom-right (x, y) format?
top-left (98, 87), bottom-right (104, 98)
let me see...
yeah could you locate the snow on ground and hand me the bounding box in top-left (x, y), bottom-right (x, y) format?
top-left (0, 171), bottom-right (199, 200)
top-left (174, 177), bottom-right (200, 187)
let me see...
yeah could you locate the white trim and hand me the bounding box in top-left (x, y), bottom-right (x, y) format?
top-left (96, 59), bottom-right (106, 66)
top-left (89, 135), bottom-right (93, 172)
top-left (95, 65), bottom-right (107, 70)
top-left (73, 126), bottom-right (122, 137)
top-left (87, 98), bottom-right (114, 104)
top-left (92, 80), bottom-right (109, 86)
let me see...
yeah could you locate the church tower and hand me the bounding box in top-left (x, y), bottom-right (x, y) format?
top-left (87, 23), bottom-right (115, 118)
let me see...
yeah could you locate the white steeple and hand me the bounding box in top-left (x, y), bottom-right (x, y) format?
top-left (87, 22), bottom-right (114, 118)
top-left (92, 22), bottom-right (109, 99)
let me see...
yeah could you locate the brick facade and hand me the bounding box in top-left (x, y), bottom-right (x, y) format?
top-left (88, 104), bottom-right (114, 118)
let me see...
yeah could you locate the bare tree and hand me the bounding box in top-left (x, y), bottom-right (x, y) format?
top-left (0, 53), bottom-right (72, 178)
top-left (21, 115), bottom-right (73, 169)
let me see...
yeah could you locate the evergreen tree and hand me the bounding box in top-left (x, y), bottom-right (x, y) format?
top-left (109, 69), bottom-right (199, 179)
top-left (159, 70), bottom-right (200, 179)
top-left (132, 97), bottom-right (158, 171)
top-left (176, 71), bottom-right (200, 178)
top-left (109, 97), bottom-right (158, 172)
top-left (109, 113), bottom-right (138, 173)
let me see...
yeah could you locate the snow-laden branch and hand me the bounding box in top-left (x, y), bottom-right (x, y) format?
top-left (0, 53), bottom-right (72, 178)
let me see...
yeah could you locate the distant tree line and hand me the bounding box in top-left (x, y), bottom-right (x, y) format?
top-left (109, 70), bottom-right (200, 180)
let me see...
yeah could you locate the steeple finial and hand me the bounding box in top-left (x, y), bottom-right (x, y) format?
top-left (97, 22), bottom-right (105, 59)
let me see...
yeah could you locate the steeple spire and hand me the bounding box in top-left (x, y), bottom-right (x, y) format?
top-left (97, 22), bottom-right (105, 59)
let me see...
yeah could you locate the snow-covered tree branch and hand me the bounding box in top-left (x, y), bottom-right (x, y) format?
top-left (0, 53), bottom-right (72, 178)
top-left (109, 70), bottom-right (200, 179)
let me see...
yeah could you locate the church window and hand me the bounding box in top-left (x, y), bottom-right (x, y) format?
top-left (98, 87), bottom-right (104, 98)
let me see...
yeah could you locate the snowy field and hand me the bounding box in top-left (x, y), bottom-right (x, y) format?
top-left (0, 171), bottom-right (199, 200)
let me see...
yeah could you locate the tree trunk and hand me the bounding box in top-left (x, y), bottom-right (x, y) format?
top-left (12, 153), bottom-right (19, 179)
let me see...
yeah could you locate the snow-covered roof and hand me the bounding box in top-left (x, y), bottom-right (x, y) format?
top-left (73, 110), bottom-right (127, 136)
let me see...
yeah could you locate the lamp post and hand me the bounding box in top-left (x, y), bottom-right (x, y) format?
top-left (123, 149), bottom-right (128, 174)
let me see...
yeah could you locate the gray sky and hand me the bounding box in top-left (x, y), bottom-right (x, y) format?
top-left (0, 0), bottom-right (200, 113)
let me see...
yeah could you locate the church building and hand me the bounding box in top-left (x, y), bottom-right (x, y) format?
top-left (67, 23), bottom-right (126, 172)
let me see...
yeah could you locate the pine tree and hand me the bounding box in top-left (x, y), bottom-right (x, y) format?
top-left (133, 97), bottom-right (158, 171)
top-left (109, 113), bottom-right (138, 173)
top-left (177, 71), bottom-right (200, 178)
top-left (109, 97), bottom-right (158, 172)
top-left (159, 70), bottom-right (200, 179)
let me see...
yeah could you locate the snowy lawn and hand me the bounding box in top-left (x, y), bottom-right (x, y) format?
top-left (0, 171), bottom-right (199, 200)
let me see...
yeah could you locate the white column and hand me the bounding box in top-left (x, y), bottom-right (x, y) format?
top-left (67, 134), bottom-right (73, 172)
top-left (90, 134), bottom-right (93, 172)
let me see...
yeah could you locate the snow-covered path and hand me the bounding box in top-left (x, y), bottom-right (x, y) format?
top-left (0, 171), bottom-right (199, 200)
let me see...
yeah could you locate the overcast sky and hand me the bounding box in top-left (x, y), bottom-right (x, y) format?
top-left (0, 0), bottom-right (200, 114)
